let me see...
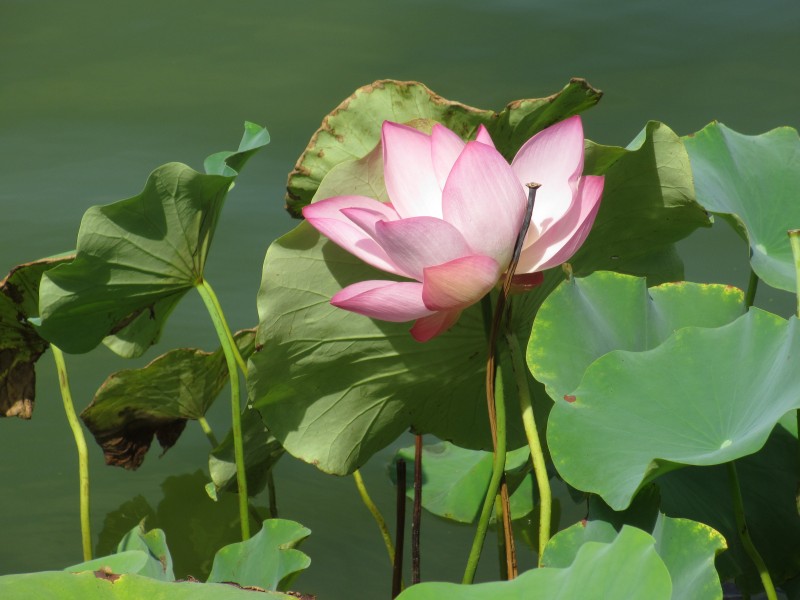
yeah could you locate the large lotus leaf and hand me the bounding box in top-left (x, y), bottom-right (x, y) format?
top-left (548, 309), bottom-right (800, 510)
top-left (204, 121), bottom-right (271, 177)
top-left (684, 122), bottom-right (800, 292)
top-left (396, 526), bottom-right (671, 599)
top-left (284, 78), bottom-right (602, 216)
top-left (113, 522), bottom-right (174, 581)
top-left (208, 407), bottom-right (284, 498)
top-left (659, 426), bottom-right (800, 593)
top-left (38, 123), bottom-right (269, 357)
top-left (528, 271), bottom-right (746, 402)
top-left (251, 122), bottom-right (711, 475)
top-left (207, 519), bottom-right (310, 591)
top-left (572, 121), bottom-right (712, 283)
top-left (391, 441), bottom-right (535, 524)
top-left (0, 571), bottom-right (293, 599)
top-left (0, 253), bottom-right (74, 419)
top-left (81, 330), bottom-right (255, 470)
top-left (542, 515), bottom-right (724, 600)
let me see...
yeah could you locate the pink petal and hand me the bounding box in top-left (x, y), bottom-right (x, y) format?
top-left (431, 124), bottom-right (467, 190)
top-left (421, 255), bottom-right (501, 311)
top-left (331, 280), bottom-right (434, 322)
top-left (382, 121), bottom-right (442, 219)
top-left (442, 141), bottom-right (527, 265)
top-left (303, 196), bottom-right (404, 275)
top-left (511, 115), bottom-right (585, 187)
top-left (516, 175), bottom-right (604, 273)
top-left (410, 309), bottom-right (462, 342)
top-left (511, 116), bottom-right (586, 231)
top-left (373, 217), bottom-right (472, 281)
top-left (475, 124), bottom-right (495, 147)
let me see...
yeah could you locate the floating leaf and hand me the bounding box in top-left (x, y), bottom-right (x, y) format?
top-left (396, 526), bottom-right (671, 599)
top-left (548, 309), bottom-right (800, 510)
top-left (81, 330), bottom-right (255, 469)
top-left (251, 122), bottom-right (710, 475)
top-left (38, 123), bottom-right (268, 357)
top-left (284, 78), bottom-right (602, 217)
top-left (0, 253), bottom-right (74, 419)
top-left (659, 426), bottom-right (800, 592)
top-left (207, 519), bottom-right (311, 591)
top-left (684, 122), bottom-right (800, 292)
top-left (0, 570), bottom-right (293, 599)
top-left (542, 515), bottom-right (725, 600)
top-left (528, 271), bottom-right (745, 402)
top-left (64, 552), bottom-right (153, 577)
top-left (390, 441), bottom-right (535, 523)
top-left (208, 407), bottom-right (284, 498)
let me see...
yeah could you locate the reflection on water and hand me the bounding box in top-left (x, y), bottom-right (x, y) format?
top-left (2, 0), bottom-right (800, 598)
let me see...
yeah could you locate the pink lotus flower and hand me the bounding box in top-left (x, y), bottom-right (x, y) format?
top-left (302, 116), bottom-right (604, 342)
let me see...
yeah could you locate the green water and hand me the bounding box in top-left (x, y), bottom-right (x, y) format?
top-left (2, 0), bottom-right (799, 597)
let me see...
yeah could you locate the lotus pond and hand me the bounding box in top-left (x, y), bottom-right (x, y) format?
top-left (2, 1), bottom-right (800, 599)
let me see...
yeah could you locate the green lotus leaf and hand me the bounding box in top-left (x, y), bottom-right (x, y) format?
top-left (81, 330), bottom-right (255, 470)
top-left (204, 121), bottom-right (271, 177)
top-left (284, 78), bottom-right (602, 217)
top-left (251, 121), bottom-right (709, 475)
top-left (684, 122), bottom-right (800, 292)
top-left (113, 522), bottom-right (174, 581)
top-left (0, 253), bottom-right (74, 419)
top-left (207, 519), bottom-right (311, 591)
top-left (390, 441), bottom-right (535, 524)
top-left (0, 571), bottom-right (293, 599)
top-left (548, 309), bottom-right (800, 510)
top-left (208, 407), bottom-right (284, 498)
top-left (573, 121), bottom-right (711, 284)
top-left (528, 271), bottom-right (746, 403)
top-left (37, 123), bottom-right (268, 357)
top-left (64, 552), bottom-right (152, 577)
top-left (542, 515), bottom-right (725, 600)
top-left (659, 426), bottom-right (800, 592)
top-left (396, 526), bottom-right (671, 599)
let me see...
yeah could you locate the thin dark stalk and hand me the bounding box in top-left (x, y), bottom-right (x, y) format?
top-left (745, 268), bottom-right (759, 309)
top-left (727, 462), bottom-right (777, 600)
top-left (494, 495), bottom-right (508, 581)
top-left (267, 470), bottom-right (278, 519)
top-left (412, 434), bottom-right (423, 584)
top-left (392, 460), bottom-right (407, 598)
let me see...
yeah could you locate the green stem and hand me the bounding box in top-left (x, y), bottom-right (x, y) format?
top-left (198, 416), bottom-right (219, 448)
top-left (353, 469), bottom-right (395, 566)
top-left (506, 329), bottom-right (551, 565)
top-left (727, 462), bottom-right (777, 600)
top-left (51, 345), bottom-right (92, 562)
top-left (196, 279), bottom-right (249, 540)
top-left (200, 278), bottom-right (248, 375)
top-left (463, 364), bottom-right (508, 584)
top-left (745, 268), bottom-right (759, 309)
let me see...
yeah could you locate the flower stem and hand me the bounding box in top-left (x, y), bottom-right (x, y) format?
top-left (505, 328), bottom-right (551, 565)
top-left (494, 494), bottom-right (508, 581)
top-left (267, 470), bottom-right (278, 519)
top-left (392, 459), bottom-right (407, 598)
top-left (745, 268), bottom-right (759, 309)
top-left (463, 363), bottom-right (509, 584)
top-left (196, 278), bottom-right (249, 540)
top-left (51, 345), bottom-right (92, 562)
top-left (412, 434), bottom-right (423, 584)
top-left (197, 416), bottom-right (219, 448)
top-left (727, 461), bottom-right (777, 600)
top-left (200, 277), bottom-right (248, 375)
top-left (353, 469), bottom-right (395, 567)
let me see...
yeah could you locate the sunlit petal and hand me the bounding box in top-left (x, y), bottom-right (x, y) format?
top-left (442, 141), bottom-right (526, 265)
top-left (331, 280), bottom-right (434, 322)
top-left (421, 255), bottom-right (501, 311)
top-left (410, 309), bottom-right (462, 342)
top-left (382, 121), bottom-right (442, 219)
top-left (374, 217), bottom-right (472, 281)
top-left (431, 124), bottom-right (467, 190)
